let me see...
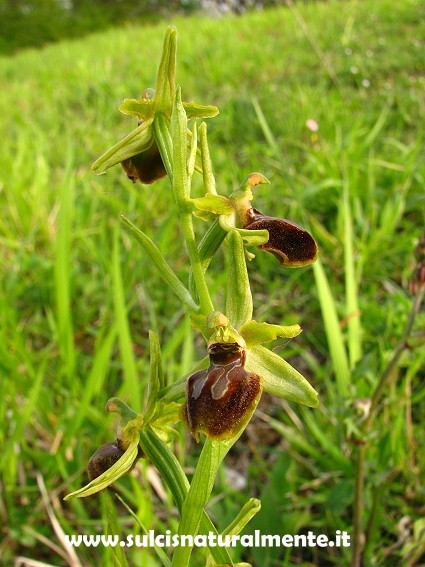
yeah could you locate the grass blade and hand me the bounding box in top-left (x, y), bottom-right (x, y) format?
top-left (54, 144), bottom-right (76, 382)
top-left (343, 185), bottom-right (362, 368)
top-left (313, 258), bottom-right (350, 397)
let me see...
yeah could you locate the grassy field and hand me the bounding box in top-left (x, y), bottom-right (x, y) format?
top-left (1, 0), bottom-right (424, 565)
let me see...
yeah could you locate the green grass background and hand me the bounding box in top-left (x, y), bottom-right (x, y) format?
top-left (1, 0), bottom-right (424, 565)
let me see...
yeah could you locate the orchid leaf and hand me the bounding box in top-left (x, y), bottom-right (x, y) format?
top-left (246, 345), bottom-right (319, 407)
top-left (121, 216), bottom-right (199, 312)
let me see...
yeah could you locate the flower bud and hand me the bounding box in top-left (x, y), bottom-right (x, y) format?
top-left (245, 208), bottom-right (318, 267)
top-left (87, 441), bottom-right (125, 481)
top-left (182, 342), bottom-right (262, 441)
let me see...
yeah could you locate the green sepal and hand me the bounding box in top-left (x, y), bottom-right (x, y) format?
top-left (225, 230), bottom-right (253, 329)
top-left (64, 434), bottom-right (140, 500)
top-left (91, 118), bottom-right (154, 175)
top-left (121, 216), bottom-right (199, 312)
top-left (183, 102), bottom-right (219, 119)
top-left (239, 320), bottom-right (302, 348)
top-left (246, 345), bottom-right (319, 407)
top-left (153, 111), bottom-right (174, 179)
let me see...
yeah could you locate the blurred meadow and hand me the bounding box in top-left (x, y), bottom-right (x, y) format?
top-left (1, 0), bottom-right (424, 565)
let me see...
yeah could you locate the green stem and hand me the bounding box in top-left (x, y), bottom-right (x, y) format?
top-left (189, 218), bottom-right (228, 299)
top-left (181, 212), bottom-right (214, 314)
top-left (171, 436), bottom-right (240, 567)
top-left (155, 93), bottom-right (214, 315)
top-left (138, 426), bottom-right (233, 566)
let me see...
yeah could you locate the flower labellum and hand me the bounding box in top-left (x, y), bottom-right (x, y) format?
top-left (87, 438), bottom-right (143, 481)
top-left (120, 113), bottom-right (167, 184)
top-left (182, 342), bottom-right (262, 441)
top-left (245, 208), bottom-right (318, 267)
top-left (87, 440), bottom-right (126, 481)
top-left (121, 139), bottom-right (167, 184)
